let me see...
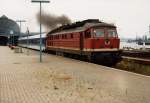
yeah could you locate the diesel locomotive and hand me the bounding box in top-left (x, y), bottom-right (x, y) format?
top-left (46, 19), bottom-right (122, 65)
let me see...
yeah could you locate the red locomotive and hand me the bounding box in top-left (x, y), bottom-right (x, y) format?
top-left (46, 19), bottom-right (122, 65)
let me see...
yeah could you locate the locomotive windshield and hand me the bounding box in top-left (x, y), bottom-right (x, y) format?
top-left (108, 29), bottom-right (117, 37)
top-left (94, 29), bottom-right (104, 37)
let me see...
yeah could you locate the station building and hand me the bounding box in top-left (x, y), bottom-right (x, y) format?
top-left (0, 15), bottom-right (20, 46)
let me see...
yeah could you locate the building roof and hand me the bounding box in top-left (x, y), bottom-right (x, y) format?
top-left (0, 15), bottom-right (20, 36)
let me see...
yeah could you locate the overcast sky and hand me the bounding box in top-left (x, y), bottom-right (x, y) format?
top-left (0, 0), bottom-right (150, 38)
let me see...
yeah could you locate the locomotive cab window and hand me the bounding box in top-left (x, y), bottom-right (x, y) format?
top-left (94, 29), bottom-right (104, 37)
top-left (108, 29), bottom-right (117, 37)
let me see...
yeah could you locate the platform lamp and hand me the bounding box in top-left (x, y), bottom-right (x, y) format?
top-left (31, 0), bottom-right (50, 63)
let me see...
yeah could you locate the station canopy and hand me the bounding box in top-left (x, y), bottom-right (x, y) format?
top-left (0, 15), bottom-right (20, 36)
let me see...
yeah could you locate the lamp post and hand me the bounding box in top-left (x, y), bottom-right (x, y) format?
top-left (149, 25), bottom-right (150, 36)
top-left (16, 20), bottom-right (26, 37)
top-left (31, 0), bottom-right (50, 63)
top-left (27, 28), bottom-right (30, 55)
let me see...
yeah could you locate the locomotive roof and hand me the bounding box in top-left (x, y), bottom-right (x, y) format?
top-left (48, 19), bottom-right (116, 35)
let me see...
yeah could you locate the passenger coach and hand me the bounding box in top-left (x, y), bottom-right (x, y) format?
top-left (18, 33), bottom-right (46, 51)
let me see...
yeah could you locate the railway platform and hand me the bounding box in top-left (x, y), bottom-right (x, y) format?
top-left (0, 46), bottom-right (150, 103)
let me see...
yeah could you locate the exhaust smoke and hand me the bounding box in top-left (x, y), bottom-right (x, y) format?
top-left (37, 11), bottom-right (71, 30)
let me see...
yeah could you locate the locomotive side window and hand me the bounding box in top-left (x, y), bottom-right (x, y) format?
top-left (85, 31), bottom-right (91, 38)
top-left (108, 29), bottom-right (117, 37)
top-left (65, 34), bottom-right (67, 39)
top-left (94, 29), bottom-right (104, 37)
top-left (57, 35), bottom-right (59, 39)
top-left (70, 34), bottom-right (73, 38)
top-left (62, 35), bottom-right (64, 39)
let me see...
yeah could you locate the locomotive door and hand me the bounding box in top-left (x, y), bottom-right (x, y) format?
top-left (80, 32), bottom-right (84, 51)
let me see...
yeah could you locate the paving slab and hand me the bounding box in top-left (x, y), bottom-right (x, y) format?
top-left (0, 46), bottom-right (150, 103)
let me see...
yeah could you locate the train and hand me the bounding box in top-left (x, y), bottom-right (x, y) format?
top-left (18, 19), bottom-right (122, 65)
top-left (18, 33), bottom-right (46, 50)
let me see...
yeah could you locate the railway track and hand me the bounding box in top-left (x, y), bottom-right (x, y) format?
top-left (122, 50), bottom-right (150, 59)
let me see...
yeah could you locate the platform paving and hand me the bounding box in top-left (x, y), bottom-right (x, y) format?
top-left (0, 46), bottom-right (150, 103)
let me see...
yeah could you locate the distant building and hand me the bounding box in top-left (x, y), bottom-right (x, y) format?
top-left (0, 15), bottom-right (20, 45)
